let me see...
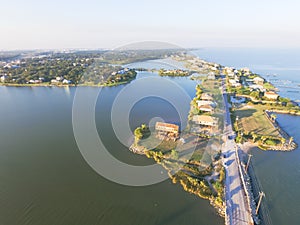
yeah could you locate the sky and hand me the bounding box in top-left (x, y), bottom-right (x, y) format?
top-left (1, 0), bottom-right (300, 50)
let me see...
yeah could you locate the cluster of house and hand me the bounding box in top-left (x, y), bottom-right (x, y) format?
top-left (225, 66), bottom-right (279, 101)
top-left (226, 67), bottom-right (242, 88)
top-left (111, 68), bottom-right (130, 76)
top-left (1, 60), bottom-right (22, 69)
top-left (28, 77), bottom-right (45, 84)
top-left (155, 122), bottom-right (179, 141)
top-left (191, 93), bottom-right (219, 135)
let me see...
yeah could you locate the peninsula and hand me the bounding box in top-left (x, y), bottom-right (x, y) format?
top-left (128, 52), bottom-right (299, 224)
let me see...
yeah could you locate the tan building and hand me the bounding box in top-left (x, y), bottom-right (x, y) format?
top-left (192, 115), bottom-right (218, 127)
top-left (264, 91), bottom-right (279, 100)
top-left (155, 122), bottom-right (179, 134)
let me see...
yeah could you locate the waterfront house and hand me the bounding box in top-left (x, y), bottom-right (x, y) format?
top-left (192, 115), bottom-right (218, 127)
top-left (264, 91), bottom-right (279, 100)
top-left (155, 122), bottom-right (179, 141)
top-left (155, 122), bottom-right (179, 134)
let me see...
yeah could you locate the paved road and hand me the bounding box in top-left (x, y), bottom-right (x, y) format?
top-left (221, 76), bottom-right (253, 225)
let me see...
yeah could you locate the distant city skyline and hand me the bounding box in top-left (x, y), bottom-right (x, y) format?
top-left (1, 0), bottom-right (300, 50)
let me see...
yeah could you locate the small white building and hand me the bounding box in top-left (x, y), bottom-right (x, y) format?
top-left (0, 75), bottom-right (8, 82)
top-left (62, 79), bottom-right (71, 84)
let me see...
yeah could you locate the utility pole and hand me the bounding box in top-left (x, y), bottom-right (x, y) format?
top-left (256, 192), bottom-right (265, 215)
top-left (245, 154), bottom-right (253, 173)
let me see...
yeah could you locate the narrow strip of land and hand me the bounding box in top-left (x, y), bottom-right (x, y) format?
top-left (221, 75), bottom-right (254, 225)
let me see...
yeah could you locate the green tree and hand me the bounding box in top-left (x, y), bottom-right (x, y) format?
top-left (170, 149), bottom-right (179, 160)
top-left (251, 132), bottom-right (258, 143)
top-left (134, 127), bottom-right (143, 141)
top-left (250, 91), bottom-right (260, 100)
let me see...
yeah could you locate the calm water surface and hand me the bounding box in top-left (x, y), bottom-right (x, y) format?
top-left (0, 71), bottom-right (223, 225)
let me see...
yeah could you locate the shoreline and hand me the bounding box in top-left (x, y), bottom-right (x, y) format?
top-left (0, 80), bottom-right (134, 88)
top-left (130, 143), bottom-right (226, 217)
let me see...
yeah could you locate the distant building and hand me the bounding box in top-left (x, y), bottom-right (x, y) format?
top-left (224, 67), bottom-right (235, 75)
top-left (155, 122), bottom-right (179, 134)
top-left (51, 79), bottom-right (59, 84)
top-left (0, 75), bottom-right (8, 82)
top-left (62, 79), bottom-right (71, 84)
top-left (264, 91), bottom-right (279, 100)
top-left (241, 68), bottom-right (251, 73)
top-left (253, 77), bottom-right (264, 85)
top-left (192, 115), bottom-right (218, 127)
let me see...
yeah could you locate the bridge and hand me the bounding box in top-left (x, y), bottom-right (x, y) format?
top-left (221, 76), bottom-right (254, 225)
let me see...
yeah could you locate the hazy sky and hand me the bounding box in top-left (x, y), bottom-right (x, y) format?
top-left (1, 0), bottom-right (300, 50)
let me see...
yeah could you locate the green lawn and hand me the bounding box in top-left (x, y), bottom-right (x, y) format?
top-left (233, 105), bottom-right (280, 136)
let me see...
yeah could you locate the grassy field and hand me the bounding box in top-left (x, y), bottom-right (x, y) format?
top-left (233, 104), bottom-right (280, 136)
